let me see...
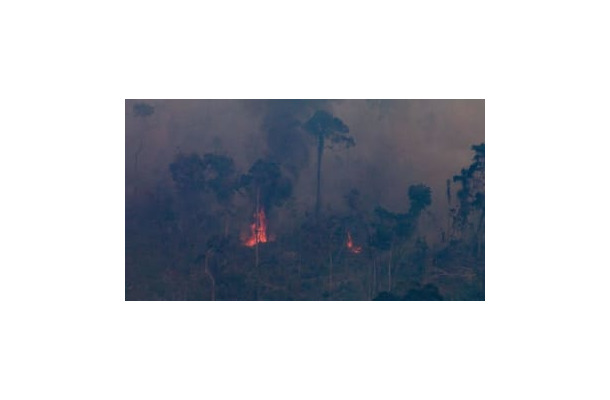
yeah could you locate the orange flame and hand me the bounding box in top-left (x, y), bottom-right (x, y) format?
top-left (244, 208), bottom-right (269, 247)
top-left (346, 230), bottom-right (362, 254)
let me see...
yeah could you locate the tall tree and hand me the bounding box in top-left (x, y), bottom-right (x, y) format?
top-left (169, 152), bottom-right (239, 261)
top-left (452, 143), bottom-right (485, 243)
top-left (240, 159), bottom-right (292, 299)
top-left (303, 110), bottom-right (354, 216)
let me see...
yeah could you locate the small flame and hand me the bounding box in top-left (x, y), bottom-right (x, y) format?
top-left (244, 207), bottom-right (269, 247)
top-left (346, 230), bottom-right (362, 254)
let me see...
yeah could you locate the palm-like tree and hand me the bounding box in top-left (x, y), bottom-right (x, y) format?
top-left (303, 110), bottom-right (354, 216)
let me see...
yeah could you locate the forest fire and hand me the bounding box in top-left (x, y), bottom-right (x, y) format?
top-left (244, 208), bottom-right (269, 247)
top-left (126, 100), bottom-right (485, 301)
top-left (346, 230), bottom-right (362, 254)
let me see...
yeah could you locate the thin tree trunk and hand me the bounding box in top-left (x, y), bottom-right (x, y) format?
top-left (446, 179), bottom-right (452, 241)
top-left (475, 210), bottom-right (485, 256)
top-left (255, 187), bottom-right (260, 300)
top-left (204, 253), bottom-right (215, 301)
top-left (297, 253), bottom-right (301, 278)
top-left (297, 232), bottom-right (302, 279)
top-left (315, 135), bottom-right (324, 217)
top-left (297, 251), bottom-right (301, 296)
top-left (373, 254), bottom-right (377, 298)
top-left (329, 244), bottom-right (333, 298)
top-left (388, 239), bottom-right (394, 292)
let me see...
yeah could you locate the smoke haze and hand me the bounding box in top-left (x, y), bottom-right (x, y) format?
top-left (126, 99), bottom-right (484, 219)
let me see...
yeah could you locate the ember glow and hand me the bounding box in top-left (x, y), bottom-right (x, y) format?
top-left (346, 230), bottom-right (362, 254)
top-left (244, 208), bottom-right (269, 247)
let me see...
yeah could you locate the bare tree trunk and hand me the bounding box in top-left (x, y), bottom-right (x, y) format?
top-left (223, 213), bottom-right (229, 237)
top-left (388, 240), bottom-right (394, 292)
top-left (329, 245), bottom-right (333, 298)
top-left (255, 187), bottom-right (260, 300)
top-left (446, 179), bottom-right (452, 241)
top-left (204, 253), bottom-right (215, 301)
top-left (372, 254), bottom-right (377, 298)
top-left (475, 210), bottom-right (485, 256)
top-left (315, 135), bottom-right (324, 217)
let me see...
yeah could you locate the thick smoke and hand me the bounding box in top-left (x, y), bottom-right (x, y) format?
top-left (125, 99), bottom-right (484, 230)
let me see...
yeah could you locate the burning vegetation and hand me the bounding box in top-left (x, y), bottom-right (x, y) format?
top-left (244, 208), bottom-right (269, 247)
top-left (346, 230), bottom-right (362, 254)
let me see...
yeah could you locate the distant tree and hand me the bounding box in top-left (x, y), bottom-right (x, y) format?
top-left (169, 152), bottom-right (240, 273)
top-left (203, 154), bottom-right (237, 201)
top-left (133, 102), bottom-right (155, 117)
top-left (392, 184), bottom-right (432, 238)
top-left (452, 143), bottom-right (485, 245)
top-left (303, 110), bottom-right (354, 216)
top-left (444, 179), bottom-right (452, 241)
top-left (370, 183), bottom-right (432, 295)
top-left (407, 184), bottom-right (432, 215)
top-left (170, 153), bottom-right (238, 199)
top-left (169, 153), bottom-right (207, 196)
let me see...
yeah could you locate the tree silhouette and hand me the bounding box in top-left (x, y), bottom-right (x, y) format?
top-left (452, 143), bottom-right (485, 244)
top-left (407, 184), bottom-right (432, 215)
top-left (201, 153), bottom-right (238, 203)
top-left (240, 159), bottom-right (292, 299)
top-left (369, 183), bottom-right (432, 294)
top-left (303, 110), bottom-right (354, 216)
top-left (169, 153), bottom-right (207, 195)
top-left (169, 152), bottom-right (240, 270)
top-left (170, 153), bottom-right (238, 199)
top-left (133, 102), bottom-right (154, 117)
top-left (240, 159), bottom-right (292, 212)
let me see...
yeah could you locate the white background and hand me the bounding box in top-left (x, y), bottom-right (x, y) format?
top-left (1, 1), bottom-right (609, 399)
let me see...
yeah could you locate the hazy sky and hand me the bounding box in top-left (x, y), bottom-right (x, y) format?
top-left (125, 99), bottom-right (484, 222)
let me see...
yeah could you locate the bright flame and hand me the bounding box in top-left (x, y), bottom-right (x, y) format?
top-left (244, 208), bottom-right (269, 247)
top-left (346, 230), bottom-right (362, 254)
